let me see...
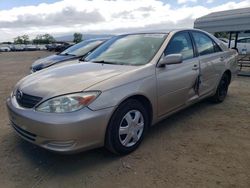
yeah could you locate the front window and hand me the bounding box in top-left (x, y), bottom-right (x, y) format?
top-left (60, 40), bottom-right (103, 57)
top-left (164, 32), bottom-right (194, 60)
top-left (85, 34), bottom-right (167, 65)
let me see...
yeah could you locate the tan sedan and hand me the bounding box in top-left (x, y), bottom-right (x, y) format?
top-left (7, 29), bottom-right (238, 155)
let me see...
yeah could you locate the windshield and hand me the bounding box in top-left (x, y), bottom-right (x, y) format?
top-left (60, 40), bottom-right (104, 56)
top-left (85, 34), bottom-right (167, 65)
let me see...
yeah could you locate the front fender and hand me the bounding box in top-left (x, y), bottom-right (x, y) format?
top-left (88, 75), bottom-right (157, 121)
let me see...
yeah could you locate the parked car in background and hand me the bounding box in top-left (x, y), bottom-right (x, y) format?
top-left (45, 43), bottom-right (73, 52)
top-left (12, 44), bottom-right (25, 51)
top-left (54, 43), bottom-right (73, 52)
top-left (7, 29), bottom-right (238, 155)
top-left (218, 37), bottom-right (250, 54)
top-left (9, 45), bottom-right (16, 51)
top-left (37, 45), bottom-right (47, 50)
top-left (24, 45), bottom-right (39, 51)
top-left (233, 37), bottom-right (250, 54)
top-left (0, 46), bottom-right (11, 52)
top-left (45, 43), bottom-right (58, 51)
top-left (31, 38), bottom-right (107, 72)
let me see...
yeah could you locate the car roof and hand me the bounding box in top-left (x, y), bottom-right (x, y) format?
top-left (121, 30), bottom-right (170, 35)
top-left (84, 38), bottom-right (110, 42)
top-left (118, 28), bottom-right (208, 36)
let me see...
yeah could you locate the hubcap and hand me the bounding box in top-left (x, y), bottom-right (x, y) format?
top-left (119, 110), bottom-right (144, 147)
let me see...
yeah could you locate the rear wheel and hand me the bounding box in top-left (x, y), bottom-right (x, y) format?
top-left (105, 99), bottom-right (149, 155)
top-left (210, 73), bottom-right (230, 103)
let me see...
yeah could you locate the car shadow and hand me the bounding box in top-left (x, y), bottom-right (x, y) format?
top-left (147, 99), bottom-right (213, 137)
top-left (18, 139), bottom-right (119, 176)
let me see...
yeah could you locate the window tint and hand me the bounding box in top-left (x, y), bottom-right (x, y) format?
top-left (193, 32), bottom-right (215, 56)
top-left (164, 32), bottom-right (194, 60)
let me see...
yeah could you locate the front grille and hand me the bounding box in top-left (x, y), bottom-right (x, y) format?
top-left (16, 90), bottom-right (42, 108)
top-left (11, 121), bottom-right (37, 142)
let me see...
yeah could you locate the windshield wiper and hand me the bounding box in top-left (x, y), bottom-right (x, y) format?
top-left (60, 53), bottom-right (76, 56)
top-left (91, 60), bottom-right (118, 65)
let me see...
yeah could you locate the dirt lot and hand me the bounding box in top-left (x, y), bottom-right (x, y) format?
top-left (0, 51), bottom-right (250, 188)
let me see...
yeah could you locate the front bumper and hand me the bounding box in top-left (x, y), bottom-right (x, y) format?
top-left (6, 96), bottom-right (114, 154)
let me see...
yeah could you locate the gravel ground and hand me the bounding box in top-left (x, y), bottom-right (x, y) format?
top-left (0, 51), bottom-right (250, 188)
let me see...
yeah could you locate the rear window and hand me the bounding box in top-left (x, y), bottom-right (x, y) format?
top-left (192, 32), bottom-right (215, 56)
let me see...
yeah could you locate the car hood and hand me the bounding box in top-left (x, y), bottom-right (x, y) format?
top-left (32, 54), bottom-right (77, 68)
top-left (17, 62), bottom-right (137, 99)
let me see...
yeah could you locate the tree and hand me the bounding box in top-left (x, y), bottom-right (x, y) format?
top-left (73, 33), bottom-right (83, 43)
top-left (214, 32), bottom-right (229, 39)
top-left (33, 34), bottom-right (55, 44)
top-left (33, 35), bottom-right (43, 44)
top-left (43, 34), bottom-right (55, 44)
top-left (22, 35), bottom-right (29, 44)
top-left (14, 36), bottom-right (23, 44)
top-left (14, 35), bottom-right (30, 44)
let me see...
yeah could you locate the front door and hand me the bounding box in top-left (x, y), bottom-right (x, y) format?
top-left (156, 32), bottom-right (199, 117)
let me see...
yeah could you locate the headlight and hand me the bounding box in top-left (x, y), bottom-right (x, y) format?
top-left (36, 91), bottom-right (101, 113)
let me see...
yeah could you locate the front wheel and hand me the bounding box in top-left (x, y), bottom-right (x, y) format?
top-left (210, 73), bottom-right (230, 103)
top-left (105, 99), bottom-right (149, 155)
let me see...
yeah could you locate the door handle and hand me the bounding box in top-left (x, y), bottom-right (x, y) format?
top-left (192, 64), bottom-right (199, 70)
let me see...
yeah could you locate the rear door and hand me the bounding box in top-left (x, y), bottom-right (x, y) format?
top-left (156, 31), bottom-right (200, 117)
top-left (191, 31), bottom-right (223, 96)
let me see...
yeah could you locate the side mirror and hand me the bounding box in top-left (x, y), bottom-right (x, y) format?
top-left (158, 54), bottom-right (183, 67)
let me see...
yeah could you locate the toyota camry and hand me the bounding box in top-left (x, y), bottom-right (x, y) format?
top-left (7, 29), bottom-right (238, 155)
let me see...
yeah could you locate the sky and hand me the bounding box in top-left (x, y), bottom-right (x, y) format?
top-left (0, 0), bottom-right (250, 42)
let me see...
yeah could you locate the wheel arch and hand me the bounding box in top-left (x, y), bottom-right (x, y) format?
top-left (125, 95), bottom-right (153, 126)
top-left (110, 94), bottom-right (153, 127)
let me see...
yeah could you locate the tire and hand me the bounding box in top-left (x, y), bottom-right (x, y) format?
top-left (210, 73), bottom-right (230, 103)
top-left (105, 99), bottom-right (149, 155)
